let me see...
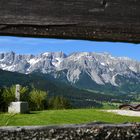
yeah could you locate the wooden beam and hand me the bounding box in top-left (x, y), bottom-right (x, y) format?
top-left (0, 0), bottom-right (140, 43)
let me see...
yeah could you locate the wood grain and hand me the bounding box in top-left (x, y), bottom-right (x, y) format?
top-left (0, 0), bottom-right (140, 43)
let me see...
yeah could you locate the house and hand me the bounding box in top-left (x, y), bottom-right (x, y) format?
top-left (119, 104), bottom-right (140, 111)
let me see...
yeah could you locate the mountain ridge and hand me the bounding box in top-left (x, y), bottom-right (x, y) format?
top-left (0, 51), bottom-right (140, 94)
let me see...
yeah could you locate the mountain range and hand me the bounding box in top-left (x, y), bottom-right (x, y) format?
top-left (0, 51), bottom-right (140, 95)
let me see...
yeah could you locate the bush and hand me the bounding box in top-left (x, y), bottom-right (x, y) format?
top-left (29, 89), bottom-right (47, 110)
top-left (48, 96), bottom-right (71, 109)
top-left (2, 86), bottom-right (16, 106)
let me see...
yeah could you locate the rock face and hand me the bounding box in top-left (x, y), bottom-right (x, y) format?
top-left (0, 123), bottom-right (140, 140)
top-left (0, 51), bottom-right (140, 89)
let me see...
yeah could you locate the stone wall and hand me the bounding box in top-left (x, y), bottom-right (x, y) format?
top-left (0, 123), bottom-right (140, 140)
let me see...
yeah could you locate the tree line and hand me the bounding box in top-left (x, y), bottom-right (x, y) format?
top-left (0, 85), bottom-right (71, 112)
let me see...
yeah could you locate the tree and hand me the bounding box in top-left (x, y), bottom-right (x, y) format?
top-left (0, 88), bottom-right (7, 112)
top-left (48, 96), bottom-right (71, 109)
top-left (2, 86), bottom-right (16, 106)
top-left (19, 86), bottom-right (29, 101)
top-left (29, 89), bottom-right (47, 110)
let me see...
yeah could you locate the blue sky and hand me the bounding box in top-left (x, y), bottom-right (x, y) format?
top-left (0, 36), bottom-right (140, 61)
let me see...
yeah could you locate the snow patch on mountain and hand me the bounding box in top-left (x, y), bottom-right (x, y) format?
top-left (28, 58), bottom-right (41, 65)
top-left (0, 51), bottom-right (140, 87)
top-left (52, 57), bottom-right (64, 68)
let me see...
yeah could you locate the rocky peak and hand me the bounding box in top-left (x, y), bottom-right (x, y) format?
top-left (0, 51), bottom-right (140, 87)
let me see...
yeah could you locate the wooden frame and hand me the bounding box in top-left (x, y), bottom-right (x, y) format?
top-left (0, 0), bottom-right (140, 43)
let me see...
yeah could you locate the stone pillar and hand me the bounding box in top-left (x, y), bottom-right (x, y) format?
top-left (15, 84), bottom-right (20, 101)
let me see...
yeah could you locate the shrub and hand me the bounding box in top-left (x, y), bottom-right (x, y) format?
top-left (29, 89), bottom-right (47, 110)
top-left (48, 96), bottom-right (71, 109)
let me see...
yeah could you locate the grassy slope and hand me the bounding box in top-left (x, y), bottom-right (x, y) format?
top-left (0, 109), bottom-right (140, 126)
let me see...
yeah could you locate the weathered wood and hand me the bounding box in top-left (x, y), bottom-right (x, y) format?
top-left (0, 0), bottom-right (140, 43)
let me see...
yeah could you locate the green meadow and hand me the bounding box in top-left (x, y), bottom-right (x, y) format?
top-left (0, 109), bottom-right (140, 126)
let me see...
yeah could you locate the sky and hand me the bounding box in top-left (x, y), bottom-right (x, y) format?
top-left (0, 36), bottom-right (140, 61)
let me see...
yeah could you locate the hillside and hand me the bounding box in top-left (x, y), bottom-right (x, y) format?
top-left (0, 69), bottom-right (127, 108)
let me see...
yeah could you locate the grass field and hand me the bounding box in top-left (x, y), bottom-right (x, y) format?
top-left (0, 109), bottom-right (140, 126)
